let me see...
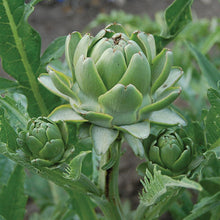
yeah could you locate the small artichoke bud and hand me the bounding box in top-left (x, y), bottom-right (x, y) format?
top-left (144, 129), bottom-right (193, 176)
top-left (17, 117), bottom-right (69, 167)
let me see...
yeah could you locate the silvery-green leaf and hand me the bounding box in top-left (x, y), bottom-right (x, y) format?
top-left (131, 31), bottom-right (153, 63)
top-left (118, 52), bottom-right (151, 95)
top-left (99, 84), bottom-right (143, 125)
top-left (75, 56), bottom-right (107, 99)
top-left (82, 112), bottom-right (113, 128)
top-left (124, 133), bottom-right (145, 158)
top-left (151, 48), bottom-right (173, 94)
top-left (91, 125), bottom-right (119, 155)
top-left (155, 67), bottom-right (183, 97)
top-left (48, 67), bottom-right (78, 100)
top-left (65, 31), bottom-right (81, 79)
top-left (116, 121), bottom-right (150, 139)
top-left (96, 48), bottom-right (127, 89)
top-left (149, 108), bottom-right (186, 126)
top-left (73, 34), bottom-right (91, 66)
top-left (38, 74), bottom-right (69, 100)
top-left (139, 88), bottom-right (181, 120)
top-left (105, 23), bottom-right (128, 36)
top-left (48, 105), bottom-right (87, 122)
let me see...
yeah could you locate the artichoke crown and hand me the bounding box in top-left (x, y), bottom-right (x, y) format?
top-left (39, 23), bottom-right (186, 156)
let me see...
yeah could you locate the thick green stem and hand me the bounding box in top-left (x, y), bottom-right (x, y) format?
top-left (106, 141), bottom-right (122, 213)
top-left (97, 140), bottom-right (123, 219)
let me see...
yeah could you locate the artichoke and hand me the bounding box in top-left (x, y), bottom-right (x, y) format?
top-left (17, 117), bottom-right (69, 166)
top-left (144, 129), bottom-right (193, 176)
top-left (39, 23), bottom-right (185, 156)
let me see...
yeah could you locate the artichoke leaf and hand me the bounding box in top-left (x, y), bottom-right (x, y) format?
top-left (65, 31), bottom-right (82, 79)
top-left (39, 139), bottom-right (64, 161)
top-left (139, 87), bottom-right (181, 120)
top-left (38, 74), bottom-right (69, 100)
top-left (48, 68), bottom-right (79, 101)
top-left (89, 29), bottom-right (114, 51)
top-left (172, 146), bottom-right (191, 172)
top-left (124, 133), bottom-right (145, 158)
top-left (65, 151), bottom-right (91, 181)
top-left (147, 34), bottom-right (156, 61)
top-left (115, 121), bottom-right (150, 139)
top-left (90, 38), bottom-right (112, 63)
top-left (75, 56), bottom-right (107, 99)
top-left (155, 67), bottom-right (183, 97)
top-left (119, 52), bottom-right (151, 95)
top-left (105, 23), bottom-right (129, 36)
top-left (96, 48), bottom-right (127, 89)
top-left (48, 104), bottom-right (87, 122)
top-left (26, 135), bottom-right (43, 155)
top-left (82, 111), bottom-right (113, 128)
top-left (148, 108), bottom-right (186, 126)
top-left (91, 125), bottom-right (119, 155)
top-left (73, 34), bottom-right (91, 66)
top-left (124, 40), bottom-right (142, 64)
top-left (151, 48), bottom-right (173, 94)
top-left (131, 31), bottom-right (153, 64)
top-left (98, 84), bottom-right (143, 125)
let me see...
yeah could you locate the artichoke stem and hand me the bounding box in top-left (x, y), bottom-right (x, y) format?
top-left (98, 140), bottom-right (123, 219)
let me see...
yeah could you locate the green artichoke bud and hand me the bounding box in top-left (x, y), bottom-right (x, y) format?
top-left (17, 117), bottom-right (69, 167)
top-left (39, 23), bottom-right (185, 156)
top-left (144, 129), bottom-right (193, 176)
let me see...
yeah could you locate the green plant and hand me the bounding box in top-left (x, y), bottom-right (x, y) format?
top-left (0, 0), bottom-right (220, 219)
top-left (144, 128), bottom-right (193, 176)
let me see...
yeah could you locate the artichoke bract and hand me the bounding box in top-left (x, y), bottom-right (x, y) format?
top-left (17, 117), bottom-right (69, 166)
top-left (39, 23), bottom-right (185, 156)
top-left (144, 129), bottom-right (193, 176)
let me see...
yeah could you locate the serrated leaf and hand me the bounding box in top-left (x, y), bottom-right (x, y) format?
top-left (0, 0), bottom-right (48, 116)
top-left (0, 165), bottom-right (27, 220)
top-left (40, 36), bottom-right (66, 66)
top-left (205, 88), bottom-right (220, 147)
top-left (0, 108), bottom-right (18, 151)
top-left (165, 0), bottom-right (193, 36)
top-left (0, 155), bottom-right (15, 189)
top-left (136, 168), bottom-right (202, 219)
top-left (186, 42), bottom-right (220, 89)
top-left (140, 168), bottom-right (202, 206)
top-left (0, 78), bottom-right (18, 92)
top-left (65, 151), bottom-right (91, 181)
top-left (0, 142), bottom-right (100, 196)
top-left (184, 192), bottom-right (220, 220)
top-left (0, 95), bottom-right (29, 129)
top-left (154, 0), bottom-right (193, 52)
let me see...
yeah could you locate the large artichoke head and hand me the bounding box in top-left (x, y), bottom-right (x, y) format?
top-left (144, 129), bottom-right (193, 176)
top-left (39, 23), bottom-right (185, 156)
top-left (17, 117), bottom-right (69, 166)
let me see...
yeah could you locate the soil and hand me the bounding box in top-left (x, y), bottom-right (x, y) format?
top-left (1, 0), bottom-right (220, 219)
